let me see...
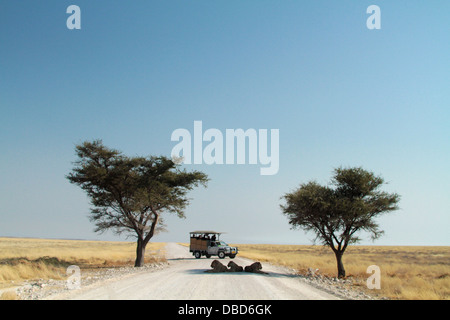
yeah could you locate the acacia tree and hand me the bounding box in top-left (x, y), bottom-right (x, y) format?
top-left (67, 140), bottom-right (208, 267)
top-left (281, 167), bottom-right (400, 278)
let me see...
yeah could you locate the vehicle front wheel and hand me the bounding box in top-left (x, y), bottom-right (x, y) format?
top-left (194, 251), bottom-right (201, 259)
top-left (229, 254), bottom-right (236, 259)
top-left (218, 251), bottom-right (225, 259)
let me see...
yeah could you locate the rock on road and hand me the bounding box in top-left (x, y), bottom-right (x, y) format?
top-left (50, 243), bottom-right (340, 300)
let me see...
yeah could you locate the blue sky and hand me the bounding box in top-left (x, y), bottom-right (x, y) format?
top-left (1, 1), bottom-right (449, 245)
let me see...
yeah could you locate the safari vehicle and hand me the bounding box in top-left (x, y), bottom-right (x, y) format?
top-left (189, 231), bottom-right (238, 259)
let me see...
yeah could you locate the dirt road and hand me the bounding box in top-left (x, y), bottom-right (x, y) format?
top-left (50, 243), bottom-right (340, 300)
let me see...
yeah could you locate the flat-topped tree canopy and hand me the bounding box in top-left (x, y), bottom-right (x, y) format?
top-left (67, 140), bottom-right (209, 267)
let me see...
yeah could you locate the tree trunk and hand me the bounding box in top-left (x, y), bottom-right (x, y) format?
top-left (135, 238), bottom-right (146, 267)
top-left (334, 251), bottom-right (346, 278)
top-left (134, 213), bottom-right (158, 267)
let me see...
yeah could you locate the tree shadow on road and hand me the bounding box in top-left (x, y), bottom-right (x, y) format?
top-left (166, 257), bottom-right (198, 261)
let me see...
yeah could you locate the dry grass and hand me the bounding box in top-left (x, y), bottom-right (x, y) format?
top-left (235, 244), bottom-right (450, 300)
top-left (0, 237), bottom-right (166, 291)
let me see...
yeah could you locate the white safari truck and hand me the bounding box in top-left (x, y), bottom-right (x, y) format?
top-left (189, 231), bottom-right (238, 259)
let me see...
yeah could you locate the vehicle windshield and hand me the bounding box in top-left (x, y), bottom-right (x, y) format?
top-left (219, 241), bottom-right (228, 246)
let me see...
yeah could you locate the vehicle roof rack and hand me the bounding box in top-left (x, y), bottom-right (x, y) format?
top-left (189, 230), bottom-right (226, 236)
top-left (189, 231), bottom-right (224, 235)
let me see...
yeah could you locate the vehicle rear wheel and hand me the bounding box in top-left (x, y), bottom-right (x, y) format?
top-left (218, 251), bottom-right (225, 259)
top-left (194, 251), bottom-right (201, 259)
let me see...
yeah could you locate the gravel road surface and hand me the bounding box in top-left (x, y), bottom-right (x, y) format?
top-left (48, 243), bottom-right (341, 300)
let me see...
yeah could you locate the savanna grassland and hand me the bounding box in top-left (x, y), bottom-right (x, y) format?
top-left (0, 237), bottom-right (165, 293)
top-left (236, 244), bottom-right (450, 300)
top-left (2, 238), bottom-right (448, 300)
